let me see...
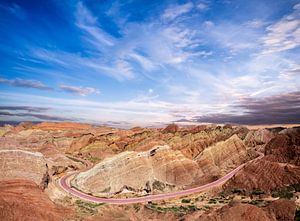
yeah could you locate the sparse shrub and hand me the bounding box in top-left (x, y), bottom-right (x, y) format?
top-left (251, 189), bottom-right (265, 195)
top-left (208, 199), bottom-right (217, 204)
top-left (181, 198), bottom-right (191, 203)
top-left (247, 199), bottom-right (268, 207)
top-left (75, 199), bottom-right (104, 215)
top-left (271, 186), bottom-right (294, 200)
top-left (295, 208), bottom-right (300, 221)
top-left (231, 188), bottom-right (242, 194)
top-left (133, 204), bottom-right (140, 212)
top-left (292, 183), bottom-right (300, 192)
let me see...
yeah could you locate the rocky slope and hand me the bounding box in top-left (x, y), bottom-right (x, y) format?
top-left (224, 130), bottom-right (300, 192)
top-left (0, 179), bottom-right (73, 221)
top-left (244, 128), bottom-right (275, 147)
top-left (71, 145), bottom-right (204, 197)
top-left (196, 134), bottom-right (249, 179)
top-left (185, 200), bottom-right (296, 221)
top-left (0, 149), bottom-right (49, 188)
top-left (0, 122), bottom-right (299, 221)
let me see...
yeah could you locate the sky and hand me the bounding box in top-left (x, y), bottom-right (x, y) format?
top-left (0, 0), bottom-right (299, 127)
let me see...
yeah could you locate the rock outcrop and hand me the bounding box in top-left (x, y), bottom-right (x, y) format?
top-left (32, 122), bottom-right (92, 130)
top-left (0, 179), bottom-right (73, 221)
top-left (0, 149), bottom-right (49, 188)
top-left (223, 158), bottom-right (300, 192)
top-left (186, 200), bottom-right (296, 221)
top-left (71, 145), bottom-right (203, 197)
top-left (224, 130), bottom-right (300, 192)
top-left (196, 135), bottom-right (248, 179)
top-left (162, 124), bottom-right (179, 133)
top-left (264, 133), bottom-right (300, 166)
top-left (194, 202), bottom-right (272, 221)
top-left (244, 129), bottom-right (275, 147)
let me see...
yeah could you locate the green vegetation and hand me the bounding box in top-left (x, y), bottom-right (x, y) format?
top-left (295, 208), bottom-right (300, 221)
top-left (133, 204), bottom-right (140, 212)
top-left (291, 183), bottom-right (300, 192)
top-left (248, 199), bottom-right (267, 207)
top-left (75, 199), bottom-right (105, 215)
top-left (87, 156), bottom-right (101, 163)
top-left (231, 188), bottom-right (243, 194)
top-left (145, 203), bottom-right (200, 216)
top-left (203, 205), bottom-right (210, 210)
top-left (181, 198), bottom-right (191, 203)
top-left (208, 198), bottom-right (217, 204)
top-left (66, 155), bottom-right (83, 163)
top-left (271, 186), bottom-right (295, 199)
top-left (251, 189), bottom-right (265, 196)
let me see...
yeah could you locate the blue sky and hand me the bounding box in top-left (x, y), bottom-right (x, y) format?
top-left (0, 0), bottom-right (299, 127)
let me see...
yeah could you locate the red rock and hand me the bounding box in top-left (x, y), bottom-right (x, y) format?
top-left (0, 179), bottom-right (73, 221)
top-left (162, 124), bottom-right (179, 133)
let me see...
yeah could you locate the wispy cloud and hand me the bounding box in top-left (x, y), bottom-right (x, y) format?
top-left (0, 106), bottom-right (50, 112)
top-left (196, 2), bottom-right (209, 11)
top-left (161, 2), bottom-right (194, 21)
top-left (0, 3), bottom-right (26, 19)
top-left (59, 84), bottom-right (100, 96)
top-left (0, 111), bottom-right (71, 121)
top-left (1, 0), bottom-right (299, 126)
top-left (0, 77), bottom-right (52, 90)
top-left (76, 1), bottom-right (115, 46)
top-left (261, 3), bottom-right (300, 54)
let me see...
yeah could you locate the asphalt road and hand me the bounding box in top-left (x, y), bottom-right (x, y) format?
top-left (59, 152), bottom-right (264, 204)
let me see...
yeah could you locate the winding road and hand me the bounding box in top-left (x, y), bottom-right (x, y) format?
top-left (59, 152), bottom-right (264, 204)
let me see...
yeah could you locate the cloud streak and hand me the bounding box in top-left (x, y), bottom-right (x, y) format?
top-left (261, 3), bottom-right (300, 54)
top-left (0, 111), bottom-right (71, 121)
top-left (0, 77), bottom-right (52, 90)
top-left (191, 91), bottom-right (300, 124)
top-left (0, 106), bottom-right (50, 112)
top-left (59, 84), bottom-right (100, 96)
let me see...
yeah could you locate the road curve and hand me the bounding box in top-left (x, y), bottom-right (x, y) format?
top-left (59, 152), bottom-right (264, 204)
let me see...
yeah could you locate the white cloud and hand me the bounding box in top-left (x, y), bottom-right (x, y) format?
top-left (76, 1), bottom-right (115, 46)
top-left (261, 3), bottom-right (300, 54)
top-left (0, 77), bottom-right (52, 90)
top-left (201, 21), bottom-right (261, 52)
top-left (59, 84), bottom-right (100, 96)
top-left (162, 2), bottom-right (194, 21)
top-left (245, 19), bottom-right (267, 29)
top-left (196, 3), bottom-right (208, 11)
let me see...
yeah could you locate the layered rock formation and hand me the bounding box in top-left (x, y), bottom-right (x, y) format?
top-left (224, 130), bottom-right (300, 192)
top-left (264, 133), bottom-right (300, 165)
top-left (196, 134), bottom-right (248, 179)
top-left (0, 149), bottom-right (49, 188)
top-left (0, 179), bottom-right (73, 221)
top-left (186, 200), bottom-right (296, 221)
top-left (71, 145), bottom-right (204, 197)
top-left (224, 158), bottom-right (300, 192)
top-left (244, 129), bottom-right (275, 147)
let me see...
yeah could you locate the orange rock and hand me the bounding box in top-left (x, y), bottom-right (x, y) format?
top-left (32, 122), bottom-right (92, 130)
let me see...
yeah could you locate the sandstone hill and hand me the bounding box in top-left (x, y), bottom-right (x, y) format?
top-left (71, 145), bottom-right (204, 197)
top-left (244, 128), bottom-right (275, 147)
top-left (0, 149), bottom-right (49, 188)
top-left (185, 200), bottom-right (296, 221)
top-left (224, 129), bottom-right (300, 192)
top-left (196, 134), bottom-right (249, 179)
top-left (0, 179), bottom-right (73, 221)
